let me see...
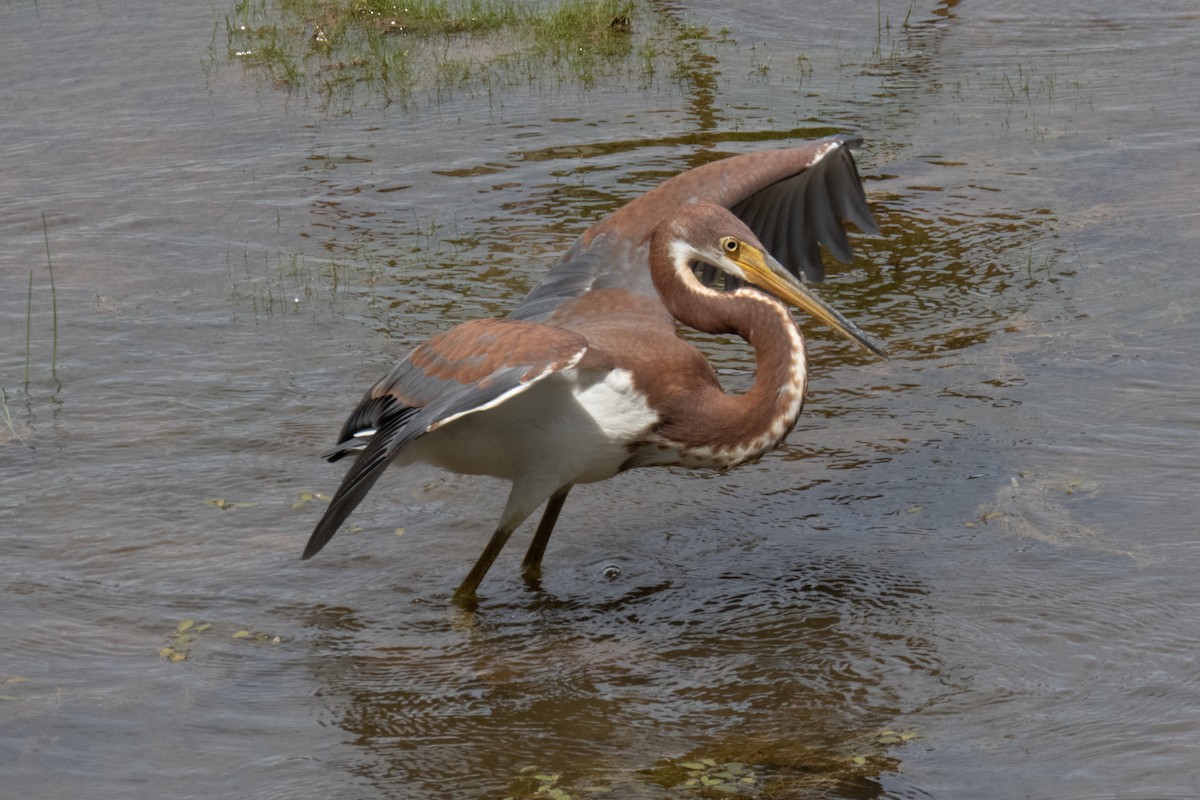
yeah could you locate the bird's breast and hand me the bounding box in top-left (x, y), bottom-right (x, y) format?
top-left (407, 367), bottom-right (660, 486)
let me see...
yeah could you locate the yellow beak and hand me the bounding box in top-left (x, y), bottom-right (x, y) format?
top-left (732, 244), bottom-right (888, 358)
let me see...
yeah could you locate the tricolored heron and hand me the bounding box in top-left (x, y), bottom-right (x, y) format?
top-left (303, 134), bottom-right (887, 605)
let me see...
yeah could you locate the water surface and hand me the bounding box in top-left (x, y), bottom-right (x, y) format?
top-left (3, 1), bottom-right (1199, 798)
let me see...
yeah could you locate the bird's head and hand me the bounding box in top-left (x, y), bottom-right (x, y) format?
top-left (662, 204), bottom-right (887, 358)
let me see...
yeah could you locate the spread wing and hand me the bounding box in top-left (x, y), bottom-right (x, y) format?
top-left (302, 318), bottom-right (596, 559)
top-left (510, 134), bottom-right (877, 322)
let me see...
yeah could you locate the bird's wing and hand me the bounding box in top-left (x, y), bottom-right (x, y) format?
top-left (729, 138), bottom-right (878, 282)
top-left (509, 134), bottom-right (877, 322)
top-left (303, 317), bottom-right (599, 559)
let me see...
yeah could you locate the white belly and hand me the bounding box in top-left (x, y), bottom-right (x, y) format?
top-left (404, 368), bottom-right (659, 486)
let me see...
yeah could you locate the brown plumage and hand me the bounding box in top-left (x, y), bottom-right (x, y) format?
top-left (304, 135), bottom-right (886, 606)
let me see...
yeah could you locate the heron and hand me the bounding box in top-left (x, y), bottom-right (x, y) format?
top-left (303, 134), bottom-right (887, 606)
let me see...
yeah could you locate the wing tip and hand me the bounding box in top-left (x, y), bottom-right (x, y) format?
top-left (300, 534), bottom-right (327, 560)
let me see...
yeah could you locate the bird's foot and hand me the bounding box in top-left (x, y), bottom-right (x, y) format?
top-left (521, 562), bottom-right (544, 590)
top-left (451, 584), bottom-right (481, 611)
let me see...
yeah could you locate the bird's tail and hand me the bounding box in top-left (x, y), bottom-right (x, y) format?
top-left (302, 408), bottom-right (421, 560)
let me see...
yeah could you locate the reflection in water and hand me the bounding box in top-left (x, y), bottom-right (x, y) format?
top-left (301, 551), bottom-right (936, 797)
top-left (862, 195), bottom-right (1065, 356)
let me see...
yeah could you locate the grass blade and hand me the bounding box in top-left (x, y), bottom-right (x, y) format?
top-left (42, 211), bottom-right (58, 380)
top-left (25, 270), bottom-right (33, 390)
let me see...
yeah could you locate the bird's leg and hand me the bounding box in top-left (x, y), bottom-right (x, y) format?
top-left (452, 519), bottom-right (519, 609)
top-left (452, 482), bottom-right (547, 608)
top-left (521, 485), bottom-right (572, 586)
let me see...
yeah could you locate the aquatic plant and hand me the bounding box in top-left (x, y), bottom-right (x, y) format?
top-left (223, 0), bottom-right (657, 108)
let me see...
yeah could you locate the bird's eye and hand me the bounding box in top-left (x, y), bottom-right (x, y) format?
top-left (720, 237), bottom-right (739, 254)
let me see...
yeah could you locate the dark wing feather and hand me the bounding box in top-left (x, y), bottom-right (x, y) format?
top-left (511, 135), bottom-right (877, 321)
top-left (303, 318), bottom-right (591, 560)
top-left (303, 403), bottom-right (423, 559)
top-left (831, 149), bottom-right (880, 235)
top-left (731, 140), bottom-right (878, 282)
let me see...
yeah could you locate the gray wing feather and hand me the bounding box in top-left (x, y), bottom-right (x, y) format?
top-left (305, 316), bottom-right (591, 559)
top-left (303, 364), bottom-right (550, 560)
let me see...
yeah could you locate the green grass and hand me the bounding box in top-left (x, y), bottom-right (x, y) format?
top-left (42, 211), bottom-right (58, 381)
top-left (342, 0), bottom-right (523, 35)
top-left (222, 0), bottom-right (686, 108)
top-left (24, 271), bottom-right (32, 388)
top-left (20, 226), bottom-right (58, 388)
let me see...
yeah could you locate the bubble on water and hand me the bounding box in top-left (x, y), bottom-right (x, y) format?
top-left (601, 564), bottom-right (621, 580)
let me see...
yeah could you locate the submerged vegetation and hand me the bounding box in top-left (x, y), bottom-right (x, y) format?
top-left (221, 0), bottom-right (698, 109)
top-left (158, 618), bottom-right (283, 663)
top-left (2, 214), bottom-right (59, 448)
top-left (496, 731), bottom-right (913, 798)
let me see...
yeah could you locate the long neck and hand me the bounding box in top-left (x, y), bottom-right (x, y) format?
top-left (649, 235), bottom-right (809, 461)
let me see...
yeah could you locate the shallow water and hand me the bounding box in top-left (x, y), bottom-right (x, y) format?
top-left (3, 1), bottom-right (1200, 798)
